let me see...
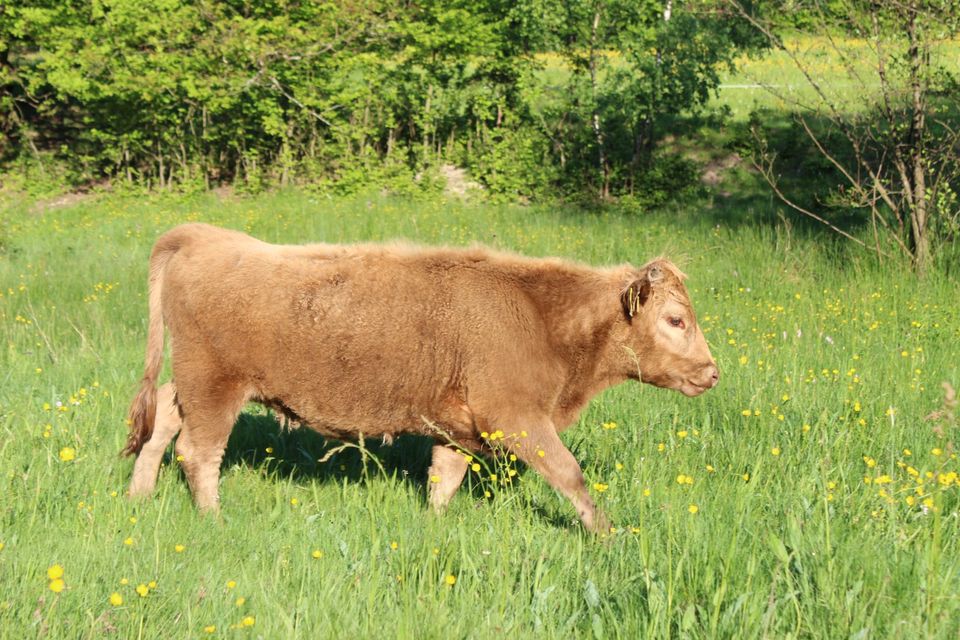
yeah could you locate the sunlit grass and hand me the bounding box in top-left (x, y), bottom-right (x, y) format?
top-left (0, 188), bottom-right (958, 637)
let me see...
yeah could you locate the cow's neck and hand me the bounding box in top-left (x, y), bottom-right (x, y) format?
top-left (521, 265), bottom-right (634, 429)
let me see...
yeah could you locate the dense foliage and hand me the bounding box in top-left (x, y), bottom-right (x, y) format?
top-left (0, 0), bottom-right (763, 199)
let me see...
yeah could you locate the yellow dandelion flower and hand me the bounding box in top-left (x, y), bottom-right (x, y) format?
top-left (932, 448), bottom-right (943, 456)
top-left (445, 574), bottom-right (457, 586)
top-left (203, 625), bottom-right (216, 634)
top-left (771, 447), bottom-right (781, 456)
top-left (109, 592), bottom-right (123, 606)
top-left (290, 497), bottom-right (299, 506)
top-left (59, 447), bottom-right (76, 462)
top-left (471, 463), bottom-right (481, 471)
top-left (123, 537), bottom-right (134, 546)
top-left (226, 580), bottom-right (237, 589)
top-left (235, 597), bottom-right (246, 607)
top-left (642, 488), bottom-right (651, 497)
top-left (241, 616), bottom-right (255, 627)
top-left (311, 549), bottom-right (323, 559)
top-left (135, 584), bottom-right (149, 598)
top-left (657, 443), bottom-right (666, 452)
top-left (47, 565), bottom-right (64, 580)
top-left (677, 430), bottom-right (688, 439)
top-left (593, 482), bottom-right (608, 492)
top-left (390, 541), bottom-right (398, 550)
top-left (174, 544), bottom-right (185, 553)
top-left (120, 578), bottom-right (129, 585)
top-left (742, 473), bottom-right (750, 482)
top-left (429, 475), bottom-right (440, 483)
top-left (49, 579), bottom-right (65, 593)
top-left (688, 504), bottom-right (699, 514)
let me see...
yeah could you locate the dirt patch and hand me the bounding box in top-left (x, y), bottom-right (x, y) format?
top-left (211, 184), bottom-right (236, 201)
top-left (440, 164), bottom-right (483, 199)
top-left (700, 153), bottom-right (743, 187)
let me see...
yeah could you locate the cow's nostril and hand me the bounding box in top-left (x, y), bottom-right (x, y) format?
top-left (710, 366), bottom-right (720, 383)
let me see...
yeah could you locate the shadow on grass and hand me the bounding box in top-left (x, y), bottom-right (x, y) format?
top-left (219, 411), bottom-right (434, 493)
top-left (214, 410), bottom-right (529, 508)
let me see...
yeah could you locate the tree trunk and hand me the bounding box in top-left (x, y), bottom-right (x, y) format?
top-left (589, 8), bottom-right (609, 199)
top-left (906, 3), bottom-right (930, 275)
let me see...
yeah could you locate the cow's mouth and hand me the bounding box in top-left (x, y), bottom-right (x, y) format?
top-left (678, 379), bottom-right (712, 397)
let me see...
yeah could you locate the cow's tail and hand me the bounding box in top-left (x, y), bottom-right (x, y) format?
top-left (122, 231), bottom-right (183, 457)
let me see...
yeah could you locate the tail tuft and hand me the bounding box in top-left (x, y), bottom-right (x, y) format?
top-left (123, 379), bottom-right (157, 456)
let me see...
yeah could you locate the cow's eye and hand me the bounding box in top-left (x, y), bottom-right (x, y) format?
top-left (668, 317), bottom-right (685, 329)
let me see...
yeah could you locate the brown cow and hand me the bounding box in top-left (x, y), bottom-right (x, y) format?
top-left (124, 223), bottom-right (718, 532)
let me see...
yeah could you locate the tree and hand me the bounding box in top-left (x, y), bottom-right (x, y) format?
top-left (544, 0), bottom-right (765, 200)
top-left (731, 0), bottom-right (960, 275)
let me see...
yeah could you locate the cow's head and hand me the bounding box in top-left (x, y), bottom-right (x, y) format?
top-left (620, 259), bottom-right (718, 397)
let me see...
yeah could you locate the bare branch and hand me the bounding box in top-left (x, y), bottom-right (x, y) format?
top-left (750, 145), bottom-right (891, 257)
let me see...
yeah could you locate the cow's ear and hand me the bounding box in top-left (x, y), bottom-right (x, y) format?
top-left (620, 264), bottom-right (664, 319)
top-left (620, 278), bottom-right (651, 320)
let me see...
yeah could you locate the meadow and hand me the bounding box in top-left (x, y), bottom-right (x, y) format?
top-left (2, 45), bottom-right (960, 640)
top-left (1, 188), bottom-right (958, 638)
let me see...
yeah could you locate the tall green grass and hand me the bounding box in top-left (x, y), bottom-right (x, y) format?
top-left (0, 189), bottom-right (958, 638)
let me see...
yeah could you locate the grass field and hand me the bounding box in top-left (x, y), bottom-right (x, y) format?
top-left (1, 187), bottom-right (958, 638)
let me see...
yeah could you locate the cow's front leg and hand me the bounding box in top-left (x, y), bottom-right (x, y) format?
top-left (427, 444), bottom-right (469, 511)
top-left (504, 422), bottom-right (610, 534)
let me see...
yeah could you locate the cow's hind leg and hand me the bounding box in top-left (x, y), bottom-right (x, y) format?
top-left (175, 380), bottom-right (248, 512)
top-left (128, 382), bottom-right (182, 497)
top-left (427, 444), bottom-right (469, 512)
